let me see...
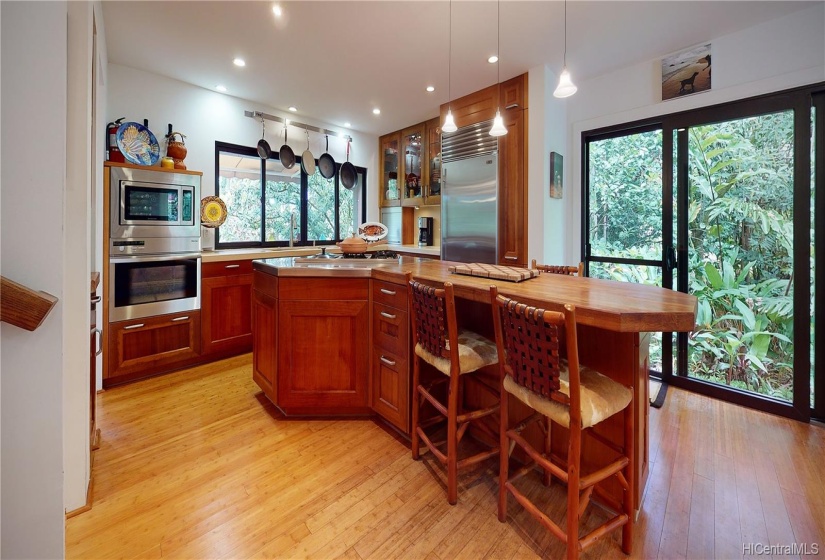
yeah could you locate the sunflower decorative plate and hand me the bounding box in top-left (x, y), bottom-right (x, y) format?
top-left (200, 196), bottom-right (227, 229)
top-left (116, 122), bottom-right (160, 166)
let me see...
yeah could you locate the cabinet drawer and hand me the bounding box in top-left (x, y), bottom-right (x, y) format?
top-left (372, 279), bottom-right (408, 310)
top-left (371, 348), bottom-right (409, 433)
top-left (202, 260), bottom-right (253, 278)
top-left (373, 303), bottom-right (408, 356)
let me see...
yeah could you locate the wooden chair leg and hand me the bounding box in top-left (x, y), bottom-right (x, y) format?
top-left (411, 356), bottom-right (421, 461)
top-left (543, 415), bottom-right (553, 487)
top-left (498, 389), bottom-right (509, 522)
top-left (622, 398), bottom-right (634, 554)
top-left (446, 373), bottom-right (460, 505)
top-left (567, 426), bottom-right (582, 560)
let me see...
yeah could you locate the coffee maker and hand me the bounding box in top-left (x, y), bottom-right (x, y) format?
top-left (418, 217), bottom-right (434, 247)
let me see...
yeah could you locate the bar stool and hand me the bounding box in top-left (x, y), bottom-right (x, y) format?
top-left (409, 279), bottom-right (500, 505)
top-left (531, 259), bottom-right (584, 277)
top-left (491, 287), bottom-right (633, 559)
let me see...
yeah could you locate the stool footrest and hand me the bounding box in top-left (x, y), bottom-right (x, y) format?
top-left (507, 429), bottom-right (567, 482)
top-left (579, 514), bottom-right (629, 552)
top-left (417, 428), bottom-right (447, 465)
top-left (579, 457), bottom-right (629, 490)
top-left (505, 481), bottom-right (567, 543)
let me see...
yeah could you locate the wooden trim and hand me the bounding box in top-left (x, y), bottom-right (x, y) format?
top-left (65, 474), bottom-right (94, 519)
top-left (90, 271), bottom-right (100, 294)
top-left (103, 160), bottom-right (203, 176)
top-left (0, 276), bottom-right (58, 331)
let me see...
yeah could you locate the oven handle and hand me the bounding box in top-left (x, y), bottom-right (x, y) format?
top-left (110, 252), bottom-right (202, 263)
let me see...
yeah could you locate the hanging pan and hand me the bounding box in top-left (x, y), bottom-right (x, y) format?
top-left (300, 126), bottom-right (316, 176)
top-left (278, 123), bottom-right (296, 169)
top-left (340, 138), bottom-right (357, 190)
top-left (318, 135), bottom-right (336, 179)
top-left (256, 115), bottom-right (271, 160)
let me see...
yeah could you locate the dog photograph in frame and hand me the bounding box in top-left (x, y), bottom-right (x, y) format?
top-left (662, 43), bottom-right (711, 100)
top-left (549, 152), bottom-right (563, 199)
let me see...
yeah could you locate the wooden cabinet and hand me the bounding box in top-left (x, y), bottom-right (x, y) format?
top-left (370, 279), bottom-right (410, 433)
top-left (201, 260), bottom-right (253, 356)
top-left (498, 107), bottom-right (527, 267)
top-left (379, 133), bottom-right (401, 207)
top-left (252, 272), bottom-right (278, 401)
top-left (424, 117), bottom-right (442, 206)
top-left (106, 310), bottom-right (200, 383)
top-left (277, 278), bottom-right (370, 414)
top-left (400, 123), bottom-right (425, 207)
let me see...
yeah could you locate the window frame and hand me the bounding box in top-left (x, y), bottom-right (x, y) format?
top-left (214, 141), bottom-right (367, 249)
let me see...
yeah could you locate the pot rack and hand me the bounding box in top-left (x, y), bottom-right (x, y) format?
top-left (244, 110), bottom-right (352, 143)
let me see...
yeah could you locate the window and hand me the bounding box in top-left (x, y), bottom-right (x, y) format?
top-left (215, 141), bottom-right (366, 248)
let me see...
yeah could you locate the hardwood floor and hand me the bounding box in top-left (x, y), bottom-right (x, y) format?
top-left (67, 354), bottom-right (825, 559)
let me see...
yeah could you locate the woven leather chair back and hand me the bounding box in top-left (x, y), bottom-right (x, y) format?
top-left (494, 295), bottom-right (570, 404)
top-left (531, 259), bottom-right (583, 277)
top-left (409, 280), bottom-right (450, 359)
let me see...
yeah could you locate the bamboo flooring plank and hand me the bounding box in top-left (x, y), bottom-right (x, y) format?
top-left (713, 452), bottom-right (742, 559)
top-left (67, 354), bottom-right (825, 560)
top-left (686, 474), bottom-right (715, 559)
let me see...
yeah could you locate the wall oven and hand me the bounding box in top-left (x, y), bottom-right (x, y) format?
top-left (109, 253), bottom-right (201, 322)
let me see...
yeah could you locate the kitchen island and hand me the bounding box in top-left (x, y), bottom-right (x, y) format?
top-left (251, 256), bottom-right (696, 512)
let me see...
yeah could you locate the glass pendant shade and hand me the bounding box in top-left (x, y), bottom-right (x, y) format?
top-left (442, 109), bottom-right (457, 133)
top-left (553, 67), bottom-right (577, 98)
top-left (489, 109), bottom-right (507, 136)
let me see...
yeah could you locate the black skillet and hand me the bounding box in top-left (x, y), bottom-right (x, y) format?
top-left (278, 124), bottom-right (296, 169)
top-left (256, 116), bottom-right (271, 159)
top-left (340, 138), bottom-right (357, 189)
top-left (318, 135), bottom-right (336, 179)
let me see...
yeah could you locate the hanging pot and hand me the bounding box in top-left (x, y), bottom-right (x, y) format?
top-left (318, 135), bottom-right (336, 179)
top-left (256, 116), bottom-right (271, 160)
top-left (278, 124), bottom-right (296, 169)
top-left (300, 126), bottom-right (316, 176)
top-left (340, 139), bottom-right (357, 190)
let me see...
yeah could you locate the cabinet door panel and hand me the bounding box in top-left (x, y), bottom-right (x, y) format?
top-left (202, 273), bottom-right (253, 355)
top-left (498, 109), bottom-right (527, 267)
top-left (252, 289), bottom-right (277, 398)
top-left (373, 303), bottom-right (407, 357)
top-left (278, 300), bottom-right (369, 409)
top-left (372, 349), bottom-right (409, 433)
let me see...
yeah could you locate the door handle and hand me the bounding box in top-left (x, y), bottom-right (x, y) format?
top-left (94, 328), bottom-right (103, 356)
top-left (91, 295), bottom-right (102, 304)
top-left (665, 246), bottom-right (678, 270)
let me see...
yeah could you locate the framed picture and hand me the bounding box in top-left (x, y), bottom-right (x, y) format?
top-left (549, 152), bottom-right (563, 199)
top-left (661, 43), bottom-right (711, 101)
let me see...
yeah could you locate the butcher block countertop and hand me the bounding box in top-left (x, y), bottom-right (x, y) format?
top-left (253, 258), bottom-right (697, 333)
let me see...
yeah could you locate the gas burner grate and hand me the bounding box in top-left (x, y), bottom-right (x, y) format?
top-left (342, 253), bottom-right (369, 259)
top-left (371, 250), bottom-right (399, 259)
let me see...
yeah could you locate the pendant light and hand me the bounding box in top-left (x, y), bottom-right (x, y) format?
top-left (442, 0), bottom-right (457, 133)
top-left (489, 0), bottom-right (508, 137)
top-left (554, 0), bottom-right (577, 98)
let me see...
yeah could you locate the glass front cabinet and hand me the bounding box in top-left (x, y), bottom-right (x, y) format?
top-left (380, 118), bottom-right (441, 209)
top-left (379, 133), bottom-right (401, 207)
top-left (400, 124), bottom-right (425, 207)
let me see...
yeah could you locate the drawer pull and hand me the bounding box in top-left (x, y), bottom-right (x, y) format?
top-left (505, 103), bottom-right (520, 110)
top-left (123, 323), bottom-right (144, 330)
top-left (504, 256), bottom-right (519, 261)
top-left (94, 328), bottom-right (103, 356)
top-left (380, 356), bottom-right (396, 366)
top-left (172, 316), bottom-right (190, 322)
top-left (380, 288), bottom-right (397, 296)
top-left (90, 295), bottom-right (102, 304)
top-left (380, 311), bottom-right (397, 320)
top-left (225, 264), bottom-right (240, 269)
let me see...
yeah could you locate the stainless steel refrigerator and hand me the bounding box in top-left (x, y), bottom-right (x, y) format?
top-left (441, 120), bottom-right (498, 263)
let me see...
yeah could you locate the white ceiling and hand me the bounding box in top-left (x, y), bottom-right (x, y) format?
top-left (103, 1), bottom-right (813, 136)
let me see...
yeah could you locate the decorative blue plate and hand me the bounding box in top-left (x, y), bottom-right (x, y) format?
top-left (116, 122), bottom-right (160, 166)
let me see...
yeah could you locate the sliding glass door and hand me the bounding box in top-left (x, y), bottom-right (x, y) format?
top-left (584, 84), bottom-right (822, 421)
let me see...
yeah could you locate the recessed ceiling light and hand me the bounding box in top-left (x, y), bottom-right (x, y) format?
top-left (372, 108), bottom-right (381, 115)
top-left (233, 58), bottom-right (245, 67)
top-left (288, 106), bottom-right (297, 112)
top-left (272, 4), bottom-right (283, 17)
top-left (215, 85), bottom-right (227, 92)
top-left (488, 55), bottom-right (499, 64)
top-left (426, 86), bottom-right (435, 92)
top-left (344, 122), bottom-right (352, 128)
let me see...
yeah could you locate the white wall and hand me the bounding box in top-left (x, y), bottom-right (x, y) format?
top-left (64, 0), bottom-right (97, 514)
top-left (106, 64), bottom-right (380, 249)
top-left (94, 2), bottom-right (109, 391)
top-left (564, 2), bottom-right (825, 263)
top-left (1, 2), bottom-right (68, 557)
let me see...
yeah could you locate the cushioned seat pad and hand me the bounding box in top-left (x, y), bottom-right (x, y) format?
top-left (504, 360), bottom-right (631, 428)
top-left (415, 329), bottom-right (498, 376)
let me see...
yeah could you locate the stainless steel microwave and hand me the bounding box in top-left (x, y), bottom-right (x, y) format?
top-left (110, 166), bottom-right (200, 243)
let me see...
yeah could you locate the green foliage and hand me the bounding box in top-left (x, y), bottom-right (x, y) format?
top-left (589, 111), bottom-right (798, 402)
